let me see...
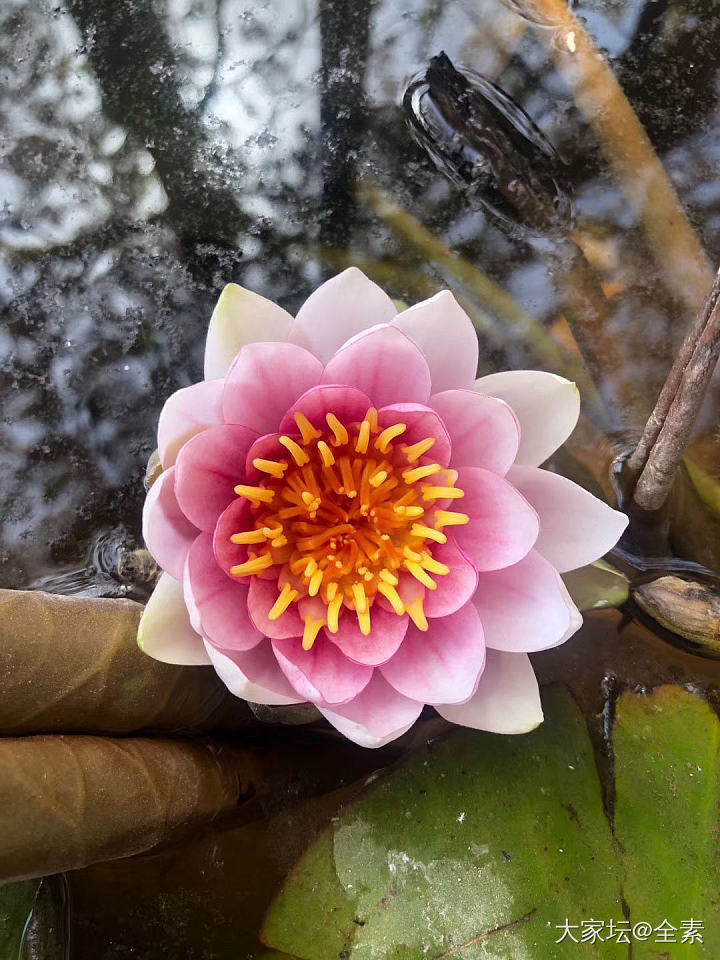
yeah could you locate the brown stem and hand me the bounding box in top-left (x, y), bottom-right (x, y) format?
top-left (632, 268), bottom-right (720, 511)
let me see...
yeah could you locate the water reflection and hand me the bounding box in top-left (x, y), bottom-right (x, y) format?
top-left (1, 0), bottom-right (720, 596)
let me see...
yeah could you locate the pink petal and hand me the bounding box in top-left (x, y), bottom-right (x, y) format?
top-left (272, 635), bottom-right (373, 705)
top-left (287, 268), bottom-right (397, 363)
top-left (435, 650), bottom-right (543, 734)
top-left (377, 403), bottom-right (451, 467)
top-left (222, 342), bottom-right (323, 433)
top-left (322, 325), bottom-right (432, 408)
top-left (423, 537), bottom-right (479, 618)
top-left (450, 466), bottom-right (539, 571)
top-left (204, 283), bottom-right (293, 380)
top-left (380, 602), bottom-right (485, 705)
top-left (317, 672), bottom-right (423, 748)
top-left (508, 466), bottom-right (628, 573)
top-left (473, 549), bottom-right (581, 652)
top-left (138, 572), bottom-right (210, 665)
top-left (278, 384), bottom-right (372, 435)
top-left (429, 389), bottom-right (519, 475)
top-left (184, 533), bottom-right (263, 651)
top-left (204, 639), bottom-right (304, 705)
top-left (142, 466), bottom-right (198, 580)
top-left (175, 424), bottom-right (259, 532)
top-left (475, 370), bottom-right (580, 467)
top-left (157, 379), bottom-right (225, 468)
top-left (392, 290), bottom-right (478, 392)
top-left (326, 606), bottom-right (409, 666)
top-left (213, 497), bottom-right (252, 582)
top-left (247, 576), bottom-right (304, 640)
top-left (244, 433), bottom-right (288, 483)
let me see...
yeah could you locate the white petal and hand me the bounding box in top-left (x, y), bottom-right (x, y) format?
top-left (509, 465), bottom-right (629, 573)
top-left (435, 650), bottom-right (542, 734)
top-left (392, 290), bottom-right (478, 392)
top-left (475, 370), bottom-right (580, 466)
top-left (204, 642), bottom-right (304, 706)
top-left (137, 572), bottom-right (210, 665)
top-left (287, 268), bottom-right (397, 363)
top-left (203, 283), bottom-right (293, 380)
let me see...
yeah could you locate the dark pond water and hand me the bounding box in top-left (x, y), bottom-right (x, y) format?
top-left (4, 0), bottom-right (720, 955)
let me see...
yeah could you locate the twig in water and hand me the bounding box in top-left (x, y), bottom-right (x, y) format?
top-left (631, 267), bottom-right (720, 512)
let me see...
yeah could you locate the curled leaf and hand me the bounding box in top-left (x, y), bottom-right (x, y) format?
top-left (563, 559), bottom-right (629, 611)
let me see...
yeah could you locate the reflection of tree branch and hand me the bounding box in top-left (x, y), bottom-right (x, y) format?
top-left (318, 0), bottom-right (374, 248)
top-left (67, 0), bottom-right (248, 252)
top-left (197, 0), bottom-right (226, 115)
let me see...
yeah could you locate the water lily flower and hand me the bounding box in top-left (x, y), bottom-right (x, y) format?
top-left (138, 268), bottom-right (627, 748)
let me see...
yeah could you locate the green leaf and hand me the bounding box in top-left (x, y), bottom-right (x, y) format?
top-left (614, 686), bottom-right (720, 957)
top-left (262, 688), bottom-right (624, 958)
top-left (563, 560), bottom-right (629, 611)
top-left (0, 880), bottom-right (37, 959)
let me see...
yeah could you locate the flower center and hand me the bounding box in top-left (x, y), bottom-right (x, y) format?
top-left (229, 407), bottom-right (469, 650)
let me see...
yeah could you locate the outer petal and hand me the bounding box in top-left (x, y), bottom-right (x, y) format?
top-left (423, 537), bottom-right (479, 618)
top-left (175, 424), bottom-right (259, 532)
top-left (376, 403), bottom-right (451, 467)
top-left (435, 650), bottom-right (543, 734)
top-left (380, 603), bottom-right (485, 705)
top-left (142, 467), bottom-right (198, 580)
top-left (278, 384), bottom-right (372, 436)
top-left (184, 533), bottom-right (263, 651)
top-left (392, 290), bottom-right (478, 392)
top-left (222, 342), bottom-right (323, 433)
top-left (157, 379), bottom-right (225, 468)
top-left (322, 325), bottom-right (432, 408)
top-left (247, 576), bottom-right (304, 640)
top-left (287, 268), bottom-right (397, 363)
top-left (327, 606), bottom-right (409, 666)
top-left (317, 672), bottom-right (423, 748)
top-left (272, 635), bottom-right (373, 705)
top-left (138, 572), bottom-right (210, 665)
top-left (429, 389), bottom-right (519, 475)
top-left (451, 467), bottom-right (539, 572)
top-left (204, 283), bottom-right (293, 380)
top-left (475, 370), bottom-right (580, 467)
top-left (204, 640), bottom-right (303, 705)
top-left (473, 549), bottom-right (581, 652)
top-left (508, 466), bottom-right (628, 573)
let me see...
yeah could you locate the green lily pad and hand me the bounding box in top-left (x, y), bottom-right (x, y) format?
top-left (563, 559), bottom-right (629, 611)
top-left (262, 685), bottom-right (720, 958)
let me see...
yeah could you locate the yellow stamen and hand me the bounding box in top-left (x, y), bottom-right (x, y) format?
top-left (379, 569), bottom-right (399, 585)
top-left (420, 552), bottom-right (450, 575)
top-left (327, 593), bottom-right (343, 633)
top-left (403, 545), bottom-right (423, 563)
top-left (405, 560), bottom-right (437, 589)
top-left (422, 486), bottom-right (465, 501)
top-left (403, 463), bottom-right (441, 485)
top-left (326, 412), bottom-right (348, 446)
top-left (394, 504), bottom-right (425, 518)
top-left (357, 607), bottom-right (371, 635)
top-left (278, 435), bottom-right (310, 466)
top-left (369, 468), bottom-right (388, 488)
top-left (234, 484), bottom-right (274, 504)
top-left (365, 407), bottom-right (378, 432)
top-left (317, 440), bottom-right (335, 467)
top-left (402, 437), bottom-right (436, 463)
top-left (231, 529), bottom-right (268, 544)
top-left (434, 510), bottom-right (470, 528)
top-left (253, 458), bottom-right (287, 479)
top-left (326, 581), bottom-right (338, 602)
top-left (302, 616), bottom-right (325, 651)
top-left (351, 582), bottom-right (368, 614)
top-left (271, 535), bottom-right (288, 548)
top-left (405, 595), bottom-right (429, 631)
top-left (375, 422), bottom-right (406, 453)
top-left (262, 524), bottom-right (283, 539)
top-left (304, 557), bottom-right (318, 577)
top-left (378, 581), bottom-right (404, 614)
top-left (338, 458), bottom-right (357, 497)
top-left (294, 411), bottom-right (321, 443)
top-left (355, 419), bottom-right (371, 454)
top-left (230, 554), bottom-right (274, 576)
top-left (411, 523), bottom-right (447, 544)
top-left (268, 582), bottom-right (299, 620)
top-left (308, 568), bottom-right (324, 596)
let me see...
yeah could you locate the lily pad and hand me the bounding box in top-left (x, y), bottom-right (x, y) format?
top-left (262, 685), bottom-right (720, 958)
